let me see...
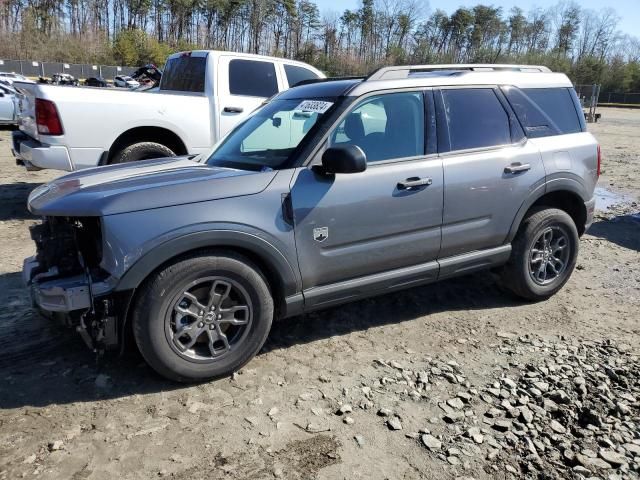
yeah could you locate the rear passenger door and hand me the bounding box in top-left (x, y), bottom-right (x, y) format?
top-left (436, 87), bottom-right (544, 259)
top-left (217, 56), bottom-right (284, 137)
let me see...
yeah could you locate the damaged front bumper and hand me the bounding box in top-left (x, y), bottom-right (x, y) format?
top-left (24, 257), bottom-right (92, 312)
top-left (23, 256), bottom-right (123, 352)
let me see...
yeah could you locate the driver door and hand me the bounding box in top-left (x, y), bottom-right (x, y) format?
top-left (289, 91), bottom-right (443, 307)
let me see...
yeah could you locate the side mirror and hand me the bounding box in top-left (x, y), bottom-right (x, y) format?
top-left (320, 145), bottom-right (367, 174)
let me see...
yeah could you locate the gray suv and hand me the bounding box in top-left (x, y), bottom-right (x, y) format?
top-left (24, 64), bottom-right (599, 381)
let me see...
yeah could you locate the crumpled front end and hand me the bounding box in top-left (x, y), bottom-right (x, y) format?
top-left (23, 216), bottom-right (123, 351)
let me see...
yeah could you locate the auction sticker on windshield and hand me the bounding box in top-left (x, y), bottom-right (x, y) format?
top-left (295, 100), bottom-right (333, 114)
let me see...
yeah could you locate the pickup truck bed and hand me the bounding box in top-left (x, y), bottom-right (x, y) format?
top-left (12, 83), bottom-right (210, 170)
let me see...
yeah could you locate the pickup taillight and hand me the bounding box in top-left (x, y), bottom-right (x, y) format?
top-left (35, 98), bottom-right (64, 136)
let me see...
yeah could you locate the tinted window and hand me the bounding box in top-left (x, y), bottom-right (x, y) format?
top-left (502, 87), bottom-right (556, 138)
top-left (229, 60), bottom-right (278, 97)
top-left (160, 55), bottom-right (206, 93)
top-left (442, 89), bottom-right (511, 150)
top-left (284, 64), bottom-right (319, 87)
top-left (521, 88), bottom-right (582, 135)
top-left (330, 92), bottom-right (424, 162)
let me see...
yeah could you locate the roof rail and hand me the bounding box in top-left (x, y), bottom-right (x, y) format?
top-left (366, 64), bottom-right (551, 81)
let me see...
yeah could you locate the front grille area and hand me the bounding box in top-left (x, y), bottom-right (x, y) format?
top-left (30, 216), bottom-right (102, 277)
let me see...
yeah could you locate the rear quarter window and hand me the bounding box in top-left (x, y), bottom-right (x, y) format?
top-left (160, 55), bottom-right (206, 93)
top-left (505, 87), bottom-right (583, 137)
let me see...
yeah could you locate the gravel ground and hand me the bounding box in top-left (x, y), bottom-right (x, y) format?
top-left (0, 108), bottom-right (638, 480)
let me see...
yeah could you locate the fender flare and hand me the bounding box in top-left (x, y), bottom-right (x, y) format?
top-left (114, 229), bottom-right (301, 297)
top-left (505, 176), bottom-right (589, 243)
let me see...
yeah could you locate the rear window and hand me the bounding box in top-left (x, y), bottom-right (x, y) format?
top-left (284, 64), bottom-right (319, 87)
top-left (229, 60), bottom-right (278, 97)
top-left (441, 88), bottom-right (511, 151)
top-left (160, 55), bottom-right (206, 93)
top-left (505, 87), bottom-right (582, 137)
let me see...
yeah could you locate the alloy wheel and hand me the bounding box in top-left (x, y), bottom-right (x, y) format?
top-left (528, 226), bottom-right (571, 286)
top-left (165, 277), bottom-right (252, 362)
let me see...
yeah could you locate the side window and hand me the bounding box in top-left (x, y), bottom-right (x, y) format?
top-left (502, 87), bottom-right (558, 138)
top-left (441, 88), bottom-right (511, 151)
top-left (284, 64), bottom-right (320, 87)
top-left (229, 60), bottom-right (278, 97)
top-left (521, 88), bottom-right (582, 135)
top-left (330, 92), bottom-right (424, 162)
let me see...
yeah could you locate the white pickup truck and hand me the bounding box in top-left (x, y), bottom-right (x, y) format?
top-left (12, 51), bottom-right (324, 171)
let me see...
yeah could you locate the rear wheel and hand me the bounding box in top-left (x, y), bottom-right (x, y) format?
top-left (501, 208), bottom-right (579, 301)
top-left (111, 141), bottom-right (175, 164)
top-left (133, 252), bottom-right (274, 382)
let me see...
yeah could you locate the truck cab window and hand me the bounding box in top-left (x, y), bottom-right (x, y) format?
top-left (229, 60), bottom-right (278, 97)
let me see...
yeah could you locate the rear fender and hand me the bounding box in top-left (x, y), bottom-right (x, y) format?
top-left (506, 175), bottom-right (589, 242)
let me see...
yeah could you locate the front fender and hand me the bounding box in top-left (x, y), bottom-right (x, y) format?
top-left (114, 228), bottom-right (301, 297)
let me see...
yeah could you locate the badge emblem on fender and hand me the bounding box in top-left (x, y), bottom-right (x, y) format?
top-left (313, 227), bottom-right (329, 243)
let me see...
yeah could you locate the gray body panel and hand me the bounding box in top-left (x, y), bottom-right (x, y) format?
top-left (99, 169), bottom-right (299, 291)
top-left (440, 140), bottom-right (545, 257)
top-left (290, 157), bottom-right (443, 290)
top-left (28, 157), bottom-right (270, 217)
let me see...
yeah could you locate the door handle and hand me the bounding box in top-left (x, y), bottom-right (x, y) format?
top-left (397, 177), bottom-right (432, 190)
top-left (223, 106), bottom-right (244, 113)
top-left (504, 163), bottom-right (531, 174)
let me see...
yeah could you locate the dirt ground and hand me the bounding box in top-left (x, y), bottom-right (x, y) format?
top-left (0, 109), bottom-right (638, 480)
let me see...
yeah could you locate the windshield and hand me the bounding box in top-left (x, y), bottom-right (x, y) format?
top-left (207, 98), bottom-right (335, 170)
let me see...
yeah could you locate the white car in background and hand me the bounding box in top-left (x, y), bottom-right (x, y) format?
top-left (0, 72), bottom-right (28, 86)
top-left (114, 75), bottom-right (140, 89)
top-left (0, 83), bottom-right (17, 124)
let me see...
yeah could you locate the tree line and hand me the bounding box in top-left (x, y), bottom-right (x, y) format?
top-left (1, 0), bottom-right (640, 92)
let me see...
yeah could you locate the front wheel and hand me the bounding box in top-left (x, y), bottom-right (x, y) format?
top-left (501, 208), bottom-right (579, 301)
top-left (133, 252), bottom-right (274, 382)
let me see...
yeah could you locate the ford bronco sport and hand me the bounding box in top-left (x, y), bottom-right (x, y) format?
top-left (24, 64), bottom-right (599, 382)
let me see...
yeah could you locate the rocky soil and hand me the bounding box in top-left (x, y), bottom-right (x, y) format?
top-left (0, 108), bottom-right (638, 480)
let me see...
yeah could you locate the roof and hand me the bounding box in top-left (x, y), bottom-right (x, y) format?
top-left (278, 79), bottom-right (362, 99)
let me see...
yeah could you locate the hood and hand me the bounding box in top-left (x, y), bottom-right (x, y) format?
top-left (28, 157), bottom-right (277, 217)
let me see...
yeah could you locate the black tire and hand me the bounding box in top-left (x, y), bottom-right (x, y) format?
top-left (501, 208), bottom-right (579, 301)
top-left (133, 251), bottom-right (274, 382)
top-left (111, 142), bottom-right (175, 164)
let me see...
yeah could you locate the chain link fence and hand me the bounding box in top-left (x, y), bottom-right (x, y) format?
top-left (599, 91), bottom-right (640, 106)
top-left (574, 84), bottom-right (602, 122)
top-left (0, 58), bottom-right (137, 80)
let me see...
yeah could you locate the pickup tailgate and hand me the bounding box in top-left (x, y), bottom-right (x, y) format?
top-left (12, 81), bottom-right (39, 140)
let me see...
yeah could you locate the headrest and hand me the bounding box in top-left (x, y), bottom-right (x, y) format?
top-left (344, 112), bottom-right (365, 141)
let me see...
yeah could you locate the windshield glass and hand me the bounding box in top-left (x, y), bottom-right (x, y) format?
top-left (207, 98), bottom-right (335, 170)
